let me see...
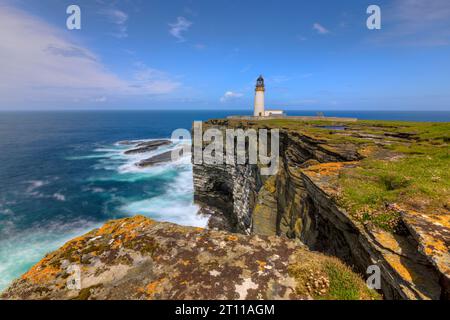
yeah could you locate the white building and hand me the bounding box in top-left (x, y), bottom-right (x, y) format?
top-left (253, 75), bottom-right (285, 117)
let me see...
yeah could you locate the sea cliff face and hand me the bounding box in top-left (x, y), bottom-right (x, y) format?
top-left (2, 118), bottom-right (448, 301)
top-left (193, 119), bottom-right (450, 300)
top-left (1, 216), bottom-right (377, 300)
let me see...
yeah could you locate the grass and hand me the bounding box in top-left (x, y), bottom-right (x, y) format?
top-left (254, 119), bottom-right (450, 145)
top-left (337, 145), bottom-right (450, 232)
top-left (321, 261), bottom-right (380, 300)
top-left (288, 250), bottom-right (381, 300)
top-left (218, 118), bottom-right (450, 232)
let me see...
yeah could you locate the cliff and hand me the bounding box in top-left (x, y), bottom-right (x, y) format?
top-left (3, 118), bottom-right (448, 301)
top-left (1, 216), bottom-right (377, 300)
top-left (193, 118), bottom-right (450, 300)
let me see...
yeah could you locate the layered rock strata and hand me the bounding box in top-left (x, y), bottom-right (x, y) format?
top-left (193, 119), bottom-right (449, 300)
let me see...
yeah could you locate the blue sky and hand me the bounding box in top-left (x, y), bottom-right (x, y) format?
top-left (0, 0), bottom-right (449, 110)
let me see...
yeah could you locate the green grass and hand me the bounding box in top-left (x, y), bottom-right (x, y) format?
top-left (256, 119), bottom-right (450, 232)
top-left (322, 261), bottom-right (379, 300)
top-left (337, 146), bottom-right (450, 231)
top-left (357, 121), bottom-right (450, 142)
top-left (288, 250), bottom-right (381, 300)
top-left (254, 119), bottom-right (450, 142)
top-left (221, 118), bottom-right (450, 232)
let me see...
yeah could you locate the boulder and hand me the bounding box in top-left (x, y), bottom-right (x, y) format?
top-left (1, 216), bottom-right (378, 300)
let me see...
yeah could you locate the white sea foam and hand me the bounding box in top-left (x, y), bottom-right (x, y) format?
top-left (53, 193), bottom-right (66, 201)
top-left (26, 180), bottom-right (49, 193)
top-left (27, 180), bottom-right (47, 189)
top-left (120, 167), bottom-right (208, 227)
top-left (25, 180), bottom-right (51, 198)
top-left (111, 138), bottom-right (207, 227)
top-left (0, 219), bottom-right (99, 292)
top-left (83, 138), bottom-right (206, 227)
top-left (0, 138), bottom-right (207, 291)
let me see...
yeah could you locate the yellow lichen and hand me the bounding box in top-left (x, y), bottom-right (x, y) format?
top-left (144, 278), bottom-right (165, 298)
top-left (227, 235), bottom-right (238, 242)
top-left (385, 255), bottom-right (413, 282)
top-left (256, 260), bottom-right (267, 272)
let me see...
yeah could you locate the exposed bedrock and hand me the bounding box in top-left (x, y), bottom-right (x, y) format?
top-left (124, 140), bottom-right (172, 155)
top-left (2, 216), bottom-right (377, 300)
top-left (192, 120), bottom-right (448, 300)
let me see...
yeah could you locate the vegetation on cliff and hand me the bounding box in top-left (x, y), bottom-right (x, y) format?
top-left (202, 118), bottom-right (448, 299)
top-left (224, 118), bottom-right (449, 233)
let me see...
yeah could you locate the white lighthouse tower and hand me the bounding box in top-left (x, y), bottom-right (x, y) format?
top-left (254, 75), bottom-right (265, 117)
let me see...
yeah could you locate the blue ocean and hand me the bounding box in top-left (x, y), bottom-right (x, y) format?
top-left (0, 110), bottom-right (449, 291)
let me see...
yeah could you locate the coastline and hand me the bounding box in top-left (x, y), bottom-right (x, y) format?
top-left (1, 115), bottom-right (448, 299)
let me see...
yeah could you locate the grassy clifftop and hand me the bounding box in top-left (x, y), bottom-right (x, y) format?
top-left (209, 118), bottom-right (449, 298)
top-left (220, 118), bottom-right (449, 232)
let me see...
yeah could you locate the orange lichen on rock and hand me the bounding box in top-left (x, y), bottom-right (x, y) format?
top-left (144, 278), bottom-right (165, 299)
top-left (256, 260), bottom-right (267, 272)
top-left (21, 255), bottom-right (60, 284)
top-left (98, 216), bottom-right (156, 250)
top-left (97, 215), bottom-right (155, 238)
top-left (2, 215), bottom-right (380, 300)
top-left (385, 255), bottom-right (413, 282)
top-left (401, 209), bottom-right (450, 284)
top-left (303, 162), bottom-right (347, 177)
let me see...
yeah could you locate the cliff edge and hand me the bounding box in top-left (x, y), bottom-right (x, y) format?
top-left (193, 118), bottom-right (449, 299)
top-left (1, 216), bottom-right (377, 300)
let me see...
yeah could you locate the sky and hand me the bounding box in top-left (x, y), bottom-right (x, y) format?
top-left (0, 0), bottom-right (449, 111)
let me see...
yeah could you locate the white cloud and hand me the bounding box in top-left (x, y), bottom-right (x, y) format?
top-left (392, 0), bottom-right (450, 23)
top-left (368, 0), bottom-right (450, 46)
top-left (0, 5), bottom-right (181, 108)
top-left (93, 96), bottom-right (107, 103)
top-left (313, 23), bottom-right (329, 34)
top-left (220, 91), bottom-right (244, 103)
top-left (0, 5), bottom-right (124, 106)
top-left (131, 62), bottom-right (181, 94)
top-left (169, 17), bottom-right (192, 42)
top-left (100, 8), bottom-right (129, 38)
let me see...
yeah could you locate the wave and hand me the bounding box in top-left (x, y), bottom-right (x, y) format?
top-left (106, 139), bottom-right (206, 226)
top-left (120, 167), bottom-right (208, 227)
top-left (0, 218), bottom-right (99, 291)
top-left (75, 138), bottom-right (206, 227)
top-left (0, 137), bottom-right (206, 292)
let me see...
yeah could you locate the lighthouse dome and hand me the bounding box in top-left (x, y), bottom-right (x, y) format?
top-left (256, 75), bottom-right (264, 88)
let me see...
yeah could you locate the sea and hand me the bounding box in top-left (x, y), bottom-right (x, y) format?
top-left (0, 110), bottom-right (449, 291)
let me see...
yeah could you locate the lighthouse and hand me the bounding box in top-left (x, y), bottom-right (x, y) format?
top-left (254, 75), bottom-right (265, 117)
